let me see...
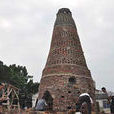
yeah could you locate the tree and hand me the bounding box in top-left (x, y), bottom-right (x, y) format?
top-left (0, 61), bottom-right (11, 82)
top-left (9, 64), bottom-right (28, 89)
top-left (26, 80), bottom-right (39, 94)
top-left (0, 61), bottom-right (39, 108)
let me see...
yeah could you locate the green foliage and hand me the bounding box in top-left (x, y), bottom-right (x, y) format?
top-left (0, 61), bottom-right (11, 82)
top-left (9, 64), bottom-right (28, 89)
top-left (26, 80), bottom-right (39, 94)
top-left (0, 61), bottom-right (39, 94)
top-left (0, 60), bottom-right (39, 108)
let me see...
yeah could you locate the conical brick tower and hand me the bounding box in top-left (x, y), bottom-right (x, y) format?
top-left (38, 8), bottom-right (95, 112)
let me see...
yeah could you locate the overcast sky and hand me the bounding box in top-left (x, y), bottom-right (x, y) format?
top-left (0, 0), bottom-right (114, 91)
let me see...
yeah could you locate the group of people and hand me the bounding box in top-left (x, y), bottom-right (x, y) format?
top-left (35, 92), bottom-right (93, 114)
top-left (35, 91), bottom-right (93, 113)
top-left (35, 87), bottom-right (114, 114)
top-left (76, 87), bottom-right (114, 114)
top-left (0, 83), bottom-right (114, 114)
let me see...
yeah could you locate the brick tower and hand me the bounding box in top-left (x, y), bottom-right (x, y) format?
top-left (38, 8), bottom-right (95, 112)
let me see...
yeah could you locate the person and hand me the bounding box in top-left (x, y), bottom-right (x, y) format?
top-left (102, 87), bottom-right (114, 114)
top-left (76, 92), bottom-right (93, 114)
top-left (35, 96), bottom-right (47, 111)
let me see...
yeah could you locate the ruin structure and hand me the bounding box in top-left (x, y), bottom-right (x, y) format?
top-left (38, 8), bottom-right (95, 112)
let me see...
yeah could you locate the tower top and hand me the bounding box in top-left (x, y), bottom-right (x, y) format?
top-left (55, 8), bottom-right (75, 27)
top-left (57, 8), bottom-right (72, 15)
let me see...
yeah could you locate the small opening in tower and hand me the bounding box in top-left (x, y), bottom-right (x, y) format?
top-left (61, 96), bottom-right (64, 98)
top-left (67, 106), bottom-right (71, 109)
top-left (68, 91), bottom-right (71, 93)
top-left (69, 76), bottom-right (76, 84)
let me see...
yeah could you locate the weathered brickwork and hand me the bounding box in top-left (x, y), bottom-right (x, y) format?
top-left (46, 26), bottom-right (87, 67)
top-left (38, 8), bottom-right (95, 112)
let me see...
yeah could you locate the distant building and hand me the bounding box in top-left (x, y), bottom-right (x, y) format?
top-left (95, 89), bottom-right (110, 113)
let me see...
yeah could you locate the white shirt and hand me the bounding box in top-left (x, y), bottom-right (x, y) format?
top-left (79, 93), bottom-right (93, 104)
top-left (35, 99), bottom-right (47, 110)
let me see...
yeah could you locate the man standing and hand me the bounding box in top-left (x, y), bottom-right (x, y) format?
top-left (102, 87), bottom-right (114, 114)
top-left (76, 92), bottom-right (93, 114)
